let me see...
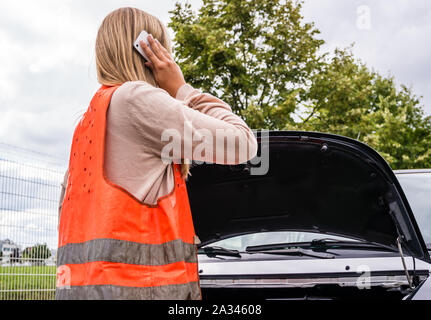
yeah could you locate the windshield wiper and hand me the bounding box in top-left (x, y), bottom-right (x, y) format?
top-left (198, 246), bottom-right (242, 258)
top-left (427, 243), bottom-right (431, 251)
top-left (308, 239), bottom-right (392, 251)
top-left (245, 247), bottom-right (335, 259)
top-left (246, 238), bottom-right (393, 253)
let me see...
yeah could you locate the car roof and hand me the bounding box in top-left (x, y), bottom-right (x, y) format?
top-left (395, 169), bottom-right (431, 175)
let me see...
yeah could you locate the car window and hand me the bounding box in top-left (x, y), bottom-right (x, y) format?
top-left (397, 172), bottom-right (431, 245)
top-left (206, 232), bottom-right (355, 251)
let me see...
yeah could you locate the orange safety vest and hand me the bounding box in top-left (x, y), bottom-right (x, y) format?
top-left (56, 85), bottom-right (201, 300)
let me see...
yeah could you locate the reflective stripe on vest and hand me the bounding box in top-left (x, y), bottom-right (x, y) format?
top-left (57, 239), bottom-right (198, 266)
top-left (56, 283), bottom-right (202, 300)
top-left (56, 85), bottom-right (201, 300)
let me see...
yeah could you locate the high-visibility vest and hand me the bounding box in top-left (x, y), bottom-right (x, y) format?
top-left (56, 85), bottom-right (201, 300)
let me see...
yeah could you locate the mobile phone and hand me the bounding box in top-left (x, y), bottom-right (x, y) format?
top-left (134, 30), bottom-right (153, 61)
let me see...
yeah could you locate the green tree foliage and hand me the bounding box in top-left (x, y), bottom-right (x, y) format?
top-left (169, 0), bottom-right (324, 124)
top-left (169, 0), bottom-right (431, 169)
top-left (22, 244), bottom-right (51, 266)
top-left (300, 49), bottom-right (431, 169)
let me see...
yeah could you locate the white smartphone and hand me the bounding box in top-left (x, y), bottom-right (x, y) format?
top-left (134, 30), bottom-right (153, 61)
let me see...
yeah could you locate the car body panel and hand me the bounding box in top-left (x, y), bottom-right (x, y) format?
top-left (198, 252), bottom-right (430, 292)
top-left (406, 276), bottom-right (431, 300)
top-left (198, 256), bottom-right (431, 278)
top-left (187, 131), bottom-right (430, 262)
top-left (395, 170), bottom-right (431, 246)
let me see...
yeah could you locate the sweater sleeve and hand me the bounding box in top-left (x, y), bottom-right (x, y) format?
top-left (57, 169), bottom-right (68, 231)
top-left (124, 82), bottom-right (258, 165)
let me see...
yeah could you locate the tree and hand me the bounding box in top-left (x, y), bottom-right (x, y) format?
top-left (169, 0), bottom-right (325, 128)
top-left (22, 244), bottom-right (51, 266)
top-left (169, 0), bottom-right (431, 169)
top-left (295, 48), bottom-right (431, 169)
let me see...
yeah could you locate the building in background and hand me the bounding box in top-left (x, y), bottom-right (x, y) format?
top-left (0, 239), bottom-right (21, 264)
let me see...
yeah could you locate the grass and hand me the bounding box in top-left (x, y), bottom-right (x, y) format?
top-left (0, 266), bottom-right (57, 300)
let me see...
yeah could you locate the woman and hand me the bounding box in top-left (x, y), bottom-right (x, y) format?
top-left (56, 7), bottom-right (257, 300)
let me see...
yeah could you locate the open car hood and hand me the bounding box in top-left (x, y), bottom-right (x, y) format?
top-left (186, 131), bottom-right (431, 263)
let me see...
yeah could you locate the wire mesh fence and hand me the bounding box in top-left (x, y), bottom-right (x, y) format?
top-left (0, 142), bottom-right (67, 300)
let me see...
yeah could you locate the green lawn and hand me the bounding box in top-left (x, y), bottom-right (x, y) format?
top-left (0, 266), bottom-right (57, 300)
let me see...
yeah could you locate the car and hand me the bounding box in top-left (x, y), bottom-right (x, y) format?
top-left (395, 170), bottom-right (431, 300)
top-left (186, 131), bottom-right (431, 300)
top-left (395, 170), bottom-right (431, 249)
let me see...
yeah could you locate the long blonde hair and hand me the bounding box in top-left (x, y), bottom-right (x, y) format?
top-left (96, 7), bottom-right (190, 179)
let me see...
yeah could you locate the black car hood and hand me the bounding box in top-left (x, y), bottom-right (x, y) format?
top-left (186, 131), bottom-right (431, 263)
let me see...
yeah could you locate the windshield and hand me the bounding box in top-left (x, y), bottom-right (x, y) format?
top-left (204, 172), bottom-right (431, 252)
top-left (396, 172), bottom-right (431, 245)
top-left (205, 231), bottom-right (356, 251)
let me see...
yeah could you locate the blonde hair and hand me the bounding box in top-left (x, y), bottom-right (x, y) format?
top-left (96, 7), bottom-right (190, 179)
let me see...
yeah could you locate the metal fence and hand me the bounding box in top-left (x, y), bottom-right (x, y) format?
top-left (0, 142), bottom-right (66, 300)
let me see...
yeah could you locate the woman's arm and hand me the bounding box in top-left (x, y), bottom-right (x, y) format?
top-left (134, 33), bottom-right (258, 164)
top-left (123, 82), bottom-right (258, 165)
top-left (57, 169), bottom-right (68, 230)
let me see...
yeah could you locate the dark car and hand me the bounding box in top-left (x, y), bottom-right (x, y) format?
top-left (186, 132), bottom-right (431, 300)
top-left (395, 170), bottom-right (431, 300)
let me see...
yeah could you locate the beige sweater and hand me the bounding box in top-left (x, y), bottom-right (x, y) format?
top-left (58, 81), bottom-right (258, 216)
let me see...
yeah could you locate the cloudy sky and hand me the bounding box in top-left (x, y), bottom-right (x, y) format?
top-left (0, 0), bottom-right (430, 163)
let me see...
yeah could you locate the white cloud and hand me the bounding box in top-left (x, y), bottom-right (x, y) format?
top-left (0, 0), bottom-right (429, 161)
top-left (302, 0), bottom-right (431, 114)
top-left (1, 208), bottom-right (59, 249)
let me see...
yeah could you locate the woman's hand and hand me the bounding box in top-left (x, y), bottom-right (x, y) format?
top-left (140, 35), bottom-right (186, 98)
